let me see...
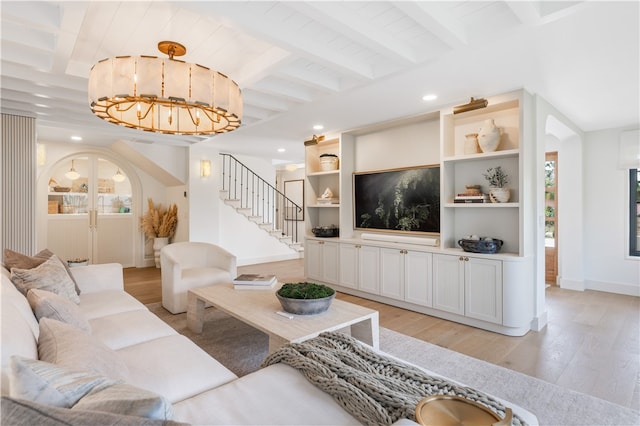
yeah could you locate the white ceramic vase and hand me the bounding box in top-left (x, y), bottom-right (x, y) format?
top-left (478, 119), bottom-right (501, 152)
top-left (153, 237), bottom-right (169, 268)
top-left (489, 187), bottom-right (511, 203)
top-left (464, 133), bottom-right (479, 154)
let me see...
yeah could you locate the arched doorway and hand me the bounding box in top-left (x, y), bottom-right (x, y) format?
top-left (43, 154), bottom-right (136, 267)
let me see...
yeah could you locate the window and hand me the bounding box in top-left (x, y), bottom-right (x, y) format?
top-left (630, 168), bottom-right (640, 257)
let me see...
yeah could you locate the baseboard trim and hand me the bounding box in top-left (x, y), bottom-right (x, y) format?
top-left (237, 252), bottom-right (302, 266)
top-left (531, 311), bottom-right (548, 331)
top-left (558, 277), bottom-right (584, 291)
top-left (585, 279), bottom-right (640, 297)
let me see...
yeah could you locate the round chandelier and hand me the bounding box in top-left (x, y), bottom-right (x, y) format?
top-left (88, 41), bottom-right (242, 135)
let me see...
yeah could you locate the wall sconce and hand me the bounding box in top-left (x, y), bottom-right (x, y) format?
top-left (200, 159), bottom-right (212, 178)
top-left (37, 144), bottom-right (46, 166)
top-left (453, 97), bottom-right (488, 114)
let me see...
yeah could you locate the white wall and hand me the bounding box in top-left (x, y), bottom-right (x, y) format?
top-left (583, 128), bottom-right (640, 296)
top-left (353, 118), bottom-right (440, 172)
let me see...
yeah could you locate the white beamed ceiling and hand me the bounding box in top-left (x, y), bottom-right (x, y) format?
top-left (1, 1), bottom-right (638, 162)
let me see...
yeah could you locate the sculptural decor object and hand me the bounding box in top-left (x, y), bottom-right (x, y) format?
top-left (464, 133), bottom-right (479, 154)
top-left (477, 119), bottom-right (501, 152)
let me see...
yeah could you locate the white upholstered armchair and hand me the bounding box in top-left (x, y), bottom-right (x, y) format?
top-left (160, 242), bottom-right (237, 314)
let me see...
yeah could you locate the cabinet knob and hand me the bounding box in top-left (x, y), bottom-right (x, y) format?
top-left (459, 256), bottom-right (464, 261)
top-left (465, 256), bottom-right (469, 261)
top-left (356, 245), bottom-right (361, 248)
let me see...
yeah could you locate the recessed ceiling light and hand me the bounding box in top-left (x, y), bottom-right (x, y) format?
top-left (422, 94), bottom-right (437, 101)
top-left (277, 148), bottom-right (286, 152)
top-left (313, 124), bottom-right (324, 130)
top-left (34, 93), bottom-right (50, 99)
top-left (71, 136), bottom-right (82, 141)
top-left (34, 103), bottom-right (50, 108)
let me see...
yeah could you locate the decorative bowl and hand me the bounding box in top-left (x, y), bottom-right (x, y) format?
top-left (276, 292), bottom-right (335, 315)
top-left (312, 225), bottom-right (339, 237)
top-left (276, 283), bottom-right (336, 315)
top-left (458, 238), bottom-right (503, 254)
top-left (67, 259), bottom-right (89, 267)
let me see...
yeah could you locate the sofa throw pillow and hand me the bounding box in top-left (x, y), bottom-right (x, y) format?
top-left (9, 356), bottom-right (117, 407)
top-left (27, 289), bottom-right (91, 333)
top-left (10, 255), bottom-right (80, 304)
top-left (8, 357), bottom-right (173, 420)
top-left (3, 248), bottom-right (81, 295)
top-left (73, 383), bottom-right (174, 420)
top-left (38, 318), bottom-right (130, 382)
top-left (2, 397), bottom-right (186, 426)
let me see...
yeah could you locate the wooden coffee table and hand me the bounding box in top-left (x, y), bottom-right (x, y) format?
top-left (187, 283), bottom-right (379, 353)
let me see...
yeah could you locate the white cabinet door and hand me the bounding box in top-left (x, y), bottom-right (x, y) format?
top-left (339, 243), bottom-right (379, 294)
top-left (322, 241), bottom-right (339, 284)
top-left (465, 257), bottom-right (503, 324)
top-left (380, 248), bottom-right (404, 300)
top-left (358, 245), bottom-right (380, 294)
top-left (405, 250), bottom-right (432, 307)
top-left (305, 240), bottom-right (323, 280)
top-left (338, 243), bottom-right (359, 289)
top-left (306, 239), bottom-right (339, 283)
top-left (432, 254), bottom-right (464, 315)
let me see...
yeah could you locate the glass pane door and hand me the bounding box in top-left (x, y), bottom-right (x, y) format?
top-left (46, 155), bottom-right (135, 267)
top-left (545, 152), bottom-right (558, 284)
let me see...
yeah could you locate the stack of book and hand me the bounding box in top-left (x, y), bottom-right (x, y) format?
top-left (454, 193), bottom-right (490, 203)
top-left (232, 274), bottom-right (277, 290)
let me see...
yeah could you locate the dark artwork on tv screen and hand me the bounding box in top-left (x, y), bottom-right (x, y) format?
top-left (354, 166), bottom-right (440, 234)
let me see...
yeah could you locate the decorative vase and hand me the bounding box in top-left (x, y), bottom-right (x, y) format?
top-left (477, 119), bottom-right (501, 152)
top-left (489, 187), bottom-right (511, 203)
top-left (153, 237), bottom-right (169, 268)
top-left (464, 133), bottom-right (479, 154)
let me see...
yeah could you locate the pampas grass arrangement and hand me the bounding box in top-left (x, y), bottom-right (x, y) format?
top-left (141, 198), bottom-right (178, 239)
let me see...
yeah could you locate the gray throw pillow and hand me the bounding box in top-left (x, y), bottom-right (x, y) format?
top-left (9, 357), bottom-right (173, 420)
top-left (27, 289), bottom-right (91, 333)
top-left (2, 397), bottom-right (186, 426)
top-left (3, 248), bottom-right (81, 295)
top-left (10, 255), bottom-right (80, 304)
top-left (37, 318), bottom-right (129, 382)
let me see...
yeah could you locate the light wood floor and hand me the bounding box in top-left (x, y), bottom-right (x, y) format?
top-left (123, 258), bottom-right (639, 410)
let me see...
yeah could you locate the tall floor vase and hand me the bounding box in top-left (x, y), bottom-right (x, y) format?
top-left (153, 237), bottom-right (169, 268)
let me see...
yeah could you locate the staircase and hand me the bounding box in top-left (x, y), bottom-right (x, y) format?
top-left (220, 154), bottom-right (303, 253)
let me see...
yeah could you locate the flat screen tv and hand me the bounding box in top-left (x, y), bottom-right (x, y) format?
top-left (353, 165), bottom-right (440, 235)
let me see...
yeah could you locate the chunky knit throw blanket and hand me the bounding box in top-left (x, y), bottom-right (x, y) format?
top-left (262, 332), bottom-right (526, 426)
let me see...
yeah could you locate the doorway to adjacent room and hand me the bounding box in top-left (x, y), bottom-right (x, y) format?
top-left (545, 152), bottom-right (558, 285)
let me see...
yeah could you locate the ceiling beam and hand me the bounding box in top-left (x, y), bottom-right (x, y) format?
top-left (394, 2), bottom-right (467, 49)
top-left (181, 2), bottom-right (375, 81)
top-left (289, 2), bottom-right (417, 65)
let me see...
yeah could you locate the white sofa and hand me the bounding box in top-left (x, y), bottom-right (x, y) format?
top-left (161, 242), bottom-right (237, 314)
top-left (1, 262), bottom-right (537, 425)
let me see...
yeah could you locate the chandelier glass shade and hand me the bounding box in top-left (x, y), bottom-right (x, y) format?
top-left (88, 41), bottom-right (242, 135)
top-left (112, 168), bottom-right (126, 182)
top-left (65, 160), bottom-right (80, 180)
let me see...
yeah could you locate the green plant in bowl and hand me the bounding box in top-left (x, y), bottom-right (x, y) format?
top-left (278, 282), bottom-right (334, 299)
top-left (276, 282), bottom-right (335, 315)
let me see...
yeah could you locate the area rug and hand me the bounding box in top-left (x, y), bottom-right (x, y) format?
top-left (147, 303), bottom-right (639, 426)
